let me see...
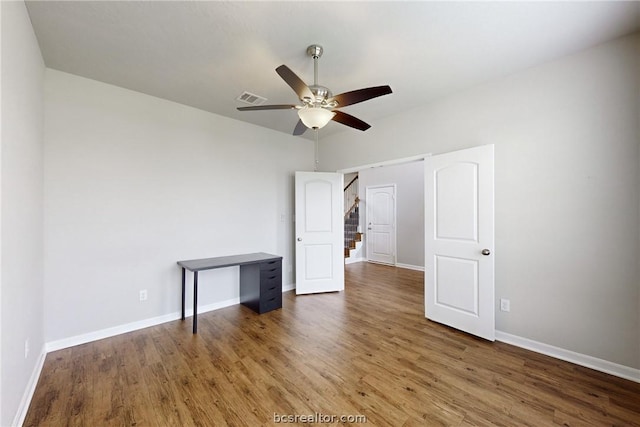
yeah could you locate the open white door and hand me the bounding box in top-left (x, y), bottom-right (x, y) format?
top-left (295, 171), bottom-right (344, 295)
top-left (425, 145), bottom-right (495, 341)
top-left (366, 185), bottom-right (396, 265)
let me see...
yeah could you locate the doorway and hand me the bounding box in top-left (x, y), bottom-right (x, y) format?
top-left (340, 156), bottom-right (426, 270)
top-left (339, 146), bottom-right (495, 341)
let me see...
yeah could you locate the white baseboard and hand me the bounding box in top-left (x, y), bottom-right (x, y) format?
top-left (345, 257), bottom-right (365, 265)
top-left (352, 260), bottom-right (425, 272)
top-left (13, 344), bottom-right (47, 427)
top-left (495, 330), bottom-right (640, 383)
top-left (395, 263), bottom-right (425, 272)
top-left (46, 297), bottom-right (240, 353)
top-left (45, 285), bottom-right (296, 353)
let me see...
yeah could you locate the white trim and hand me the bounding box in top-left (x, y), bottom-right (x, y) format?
top-left (13, 344), bottom-right (47, 427)
top-left (46, 283), bottom-right (295, 352)
top-left (395, 263), bottom-right (425, 272)
top-left (45, 297), bottom-right (240, 352)
top-left (346, 260), bottom-right (424, 271)
top-left (337, 153), bottom-right (431, 174)
top-left (496, 330), bottom-right (640, 383)
top-left (365, 260), bottom-right (396, 267)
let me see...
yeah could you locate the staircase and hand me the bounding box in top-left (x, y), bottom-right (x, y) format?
top-left (344, 175), bottom-right (362, 259)
top-left (344, 205), bottom-right (362, 258)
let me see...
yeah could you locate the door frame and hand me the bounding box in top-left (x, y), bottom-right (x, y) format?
top-left (365, 184), bottom-right (397, 265)
top-left (338, 154), bottom-right (430, 174)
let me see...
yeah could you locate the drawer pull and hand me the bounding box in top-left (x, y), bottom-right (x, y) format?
top-left (269, 268), bottom-right (278, 273)
top-left (268, 286), bottom-right (276, 291)
top-left (267, 261), bottom-right (277, 265)
top-left (268, 297), bottom-right (276, 302)
top-left (268, 276), bottom-right (276, 280)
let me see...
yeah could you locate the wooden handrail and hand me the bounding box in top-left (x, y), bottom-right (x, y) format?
top-left (344, 197), bottom-right (360, 218)
top-left (344, 175), bottom-right (359, 218)
top-left (344, 175), bottom-right (358, 192)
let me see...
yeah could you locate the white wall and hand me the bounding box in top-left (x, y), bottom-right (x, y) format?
top-left (1, 2), bottom-right (46, 425)
top-left (358, 161), bottom-right (424, 268)
top-left (43, 69), bottom-right (314, 344)
top-left (320, 34), bottom-right (640, 369)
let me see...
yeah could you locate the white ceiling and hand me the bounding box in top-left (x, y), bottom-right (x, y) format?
top-left (25, 1), bottom-right (640, 140)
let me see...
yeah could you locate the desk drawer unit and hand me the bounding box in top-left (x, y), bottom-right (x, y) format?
top-left (240, 258), bottom-right (282, 314)
top-left (260, 273), bottom-right (282, 313)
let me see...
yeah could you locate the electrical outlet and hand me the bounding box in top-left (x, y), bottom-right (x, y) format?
top-left (500, 298), bottom-right (510, 312)
top-left (24, 339), bottom-right (30, 359)
top-left (139, 289), bottom-right (148, 302)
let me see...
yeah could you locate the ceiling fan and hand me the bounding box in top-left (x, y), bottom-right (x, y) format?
top-left (237, 44), bottom-right (392, 135)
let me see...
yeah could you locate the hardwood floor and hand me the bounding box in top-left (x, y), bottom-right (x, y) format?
top-left (25, 262), bottom-right (640, 426)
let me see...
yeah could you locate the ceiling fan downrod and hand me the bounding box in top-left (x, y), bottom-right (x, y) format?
top-left (306, 44), bottom-right (323, 87)
top-left (305, 44), bottom-right (334, 108)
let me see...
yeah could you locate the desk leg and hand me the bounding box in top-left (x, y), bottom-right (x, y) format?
top-left (193, 271), bottom-right (198, 334)
top-left (181, 267), bottom-right (186, 320)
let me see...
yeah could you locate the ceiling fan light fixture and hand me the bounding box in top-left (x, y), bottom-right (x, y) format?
top-left (298, 107), bottom-right (335, 129)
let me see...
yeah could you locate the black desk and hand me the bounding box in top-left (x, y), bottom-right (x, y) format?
top-left (177, 252), bottom-right (283, 333)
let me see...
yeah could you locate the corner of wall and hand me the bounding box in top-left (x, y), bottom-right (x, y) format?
top-left (1, 1), bottom-right (47, 425)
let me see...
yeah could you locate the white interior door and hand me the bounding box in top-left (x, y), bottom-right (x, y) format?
top-left (295, 171), bottom-right (344, 295)
top-left (366, 185), bottom-right (396, 265)
top-left (425, 145), bottom-right (495, 341)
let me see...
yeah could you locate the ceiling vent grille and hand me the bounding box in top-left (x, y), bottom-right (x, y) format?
top-left (236, 91), bottom-right (267, 106)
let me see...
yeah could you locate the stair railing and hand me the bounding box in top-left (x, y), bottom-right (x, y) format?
top-left (344, 175), bottom-right (359, 217)
top-left (344, 175), bottom-right (361, 257)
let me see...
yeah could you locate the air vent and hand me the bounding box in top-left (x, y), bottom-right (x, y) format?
top-left (236, 91), bottom-right (267, 106)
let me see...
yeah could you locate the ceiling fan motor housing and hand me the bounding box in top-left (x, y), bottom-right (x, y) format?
top-left (309, 85), bottom-right (335, 108)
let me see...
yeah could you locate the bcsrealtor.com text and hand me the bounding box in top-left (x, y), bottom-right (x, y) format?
top-left (273, 412), bottom-right (367, 424)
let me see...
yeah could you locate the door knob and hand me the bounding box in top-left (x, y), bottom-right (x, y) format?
top-left (297, 237), bottom-right (302, 242)
top-left (481, 249), bottom-right (491, 256)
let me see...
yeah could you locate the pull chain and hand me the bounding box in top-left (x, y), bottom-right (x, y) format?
top-left (314, 130), bottom-right (319, 171)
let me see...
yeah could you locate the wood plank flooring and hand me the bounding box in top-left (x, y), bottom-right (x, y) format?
top-left (25, 262), bottom-right (640, 426)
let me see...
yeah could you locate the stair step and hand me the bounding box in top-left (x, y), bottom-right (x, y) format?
top-left (344, 204), bottom-right (360, 258)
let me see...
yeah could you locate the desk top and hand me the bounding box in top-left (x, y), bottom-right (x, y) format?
top-left (177, 252), bottom-right (281, 272)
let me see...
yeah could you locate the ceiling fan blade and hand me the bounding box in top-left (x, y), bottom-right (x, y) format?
top-left (329, 85), bottom-right (392, 108)
top-left (293, 119), bottom-right (308, 136)
top-left (237, 105), bottom-right (297, 111)
top-left (276, 65), bottom-right (314, 101)
top-left (332, 111), bottom-right (371, 131)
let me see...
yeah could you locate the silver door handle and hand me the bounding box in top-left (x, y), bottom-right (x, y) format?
top-left (481, 249), bottom-right (491, 256)
top-left (297, 238), bottom-right (302, 242)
